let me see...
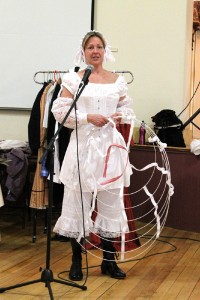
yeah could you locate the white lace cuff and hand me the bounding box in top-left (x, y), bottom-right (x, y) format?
top-left (51, 97), bottom-right (88, 129)
top-left (116, 95), bottom-right (135, 123)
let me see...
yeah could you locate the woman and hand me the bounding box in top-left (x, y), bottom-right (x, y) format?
top-left (52, 30), bottom-right (135, 281)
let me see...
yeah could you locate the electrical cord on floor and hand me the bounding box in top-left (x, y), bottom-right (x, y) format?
top-left (158, 234), bottom-right (200, 243)
top-left (56, 233), bottom-right (200, 281)
top-left (56, 233), bottom-right (200, 282)
top-left (56, 234), bottom-right (176, 281)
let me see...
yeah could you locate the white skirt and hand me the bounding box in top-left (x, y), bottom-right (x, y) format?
top-left (59, 122), bottom-right (132, 192)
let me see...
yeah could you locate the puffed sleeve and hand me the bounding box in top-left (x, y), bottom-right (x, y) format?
top-left (51, 97), bottom-right (88, 129)
top-left (118, 76), bottom-right (128, 97)
top-left (51, 72), bottom-right (88, 129)
top-left (61, 72), bottom-right (79, 95)
top-left (116, 76), bottom-right (136, 123)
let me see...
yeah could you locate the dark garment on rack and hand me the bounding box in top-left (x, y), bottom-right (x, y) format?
top-left (47, 82), bottom-right (72, 166)
top-left (29, 83), bottom-right (52, 209)
top-left (46, 82), bottom-right (61, 151)
top-left (28, 79), bottom-right (71, 207)
top-left (46, 81), bottom-right (72, 206)
top-left (5, 148), bottom-right (28, 201)
top-left (28, 82), bottom-right (49, 155)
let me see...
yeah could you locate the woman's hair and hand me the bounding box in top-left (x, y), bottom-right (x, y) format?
top-left (82, 31), bottom-right (106, 50)
top-left (73, 30), bottom-right (115, 65)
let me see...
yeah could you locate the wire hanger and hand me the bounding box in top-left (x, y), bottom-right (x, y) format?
top-left (113, 70), bottom-right (134, 84)
top-left (33, 71), bottom-right (69, 84)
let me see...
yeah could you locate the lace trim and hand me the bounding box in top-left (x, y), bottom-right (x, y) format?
top-left (53, 229), bottom-right (122, 239)
top-left (96, 229), bottom-right (121, 238)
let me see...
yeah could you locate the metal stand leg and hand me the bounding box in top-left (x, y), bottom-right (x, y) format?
top-left (0, 149), bottom-right (87, 299)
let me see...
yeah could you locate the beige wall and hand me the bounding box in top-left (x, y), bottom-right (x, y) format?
top-left (95, 0), bottom-right (193, 120)
top-left (0, 0), bottom-right (194, 144)
top-left (0, 110), bottom-right (30, 140)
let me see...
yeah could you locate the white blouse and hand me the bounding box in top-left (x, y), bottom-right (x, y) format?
top-left (52, 71), bottom-right (134, 129)
top-left (51, 71), bottom-right (135, 192)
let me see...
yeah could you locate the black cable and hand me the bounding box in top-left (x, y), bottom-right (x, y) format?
top-left (177, 82), bottom-right (200, 118)
top-left (56, 234), bottom-right (177, 281)
top-left (177, 31), bottom-right (200, 118)
top-left (74, 104), bottom-right (89, 287)
top-left (157, 234), bottom-right (200, 243)
top-left (56, 232), bottom-right (200, 282)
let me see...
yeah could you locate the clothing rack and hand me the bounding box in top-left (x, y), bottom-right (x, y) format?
top-left (33, 71), bottom-right (68, 85)
top-left (33, 70), bottom-right (134, 84)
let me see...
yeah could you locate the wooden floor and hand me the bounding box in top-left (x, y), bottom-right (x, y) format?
top-left (1, 208), bottom-right (200, 300)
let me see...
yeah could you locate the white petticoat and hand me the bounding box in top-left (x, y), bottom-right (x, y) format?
top-left (59, 122), bottom-right (132, 192)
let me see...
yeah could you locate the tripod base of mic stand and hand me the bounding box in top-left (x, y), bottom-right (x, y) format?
top-left (0, 268), bottom-right (87, 297)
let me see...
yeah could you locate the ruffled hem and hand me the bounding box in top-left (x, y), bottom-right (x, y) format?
top-left (53, 213), bottom-right (129, 240)
top-left (53, 216), bottom-right (93, 238)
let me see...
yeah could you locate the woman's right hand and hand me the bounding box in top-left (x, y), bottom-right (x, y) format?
top-left (87, 114), bottom-right (109, 127)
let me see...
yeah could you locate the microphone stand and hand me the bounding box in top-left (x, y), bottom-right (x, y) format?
top-left (0, 80), bottom-right (88, 299)
top-left (182, 108), bottom-right (200, 131)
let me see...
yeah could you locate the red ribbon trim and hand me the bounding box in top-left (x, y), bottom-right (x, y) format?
top-left (100, 143), bottom-right (128, 185)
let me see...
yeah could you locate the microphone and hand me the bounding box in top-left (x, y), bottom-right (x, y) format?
top-left (80, 65), bottom-right (94, 86)
top-left (40, 155), bottom-right (49, 178)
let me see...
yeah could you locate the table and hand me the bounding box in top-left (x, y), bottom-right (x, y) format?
top-left (129, 144), bottom-right (200, 233)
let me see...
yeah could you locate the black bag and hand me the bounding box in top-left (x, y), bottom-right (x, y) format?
top-left (151, 109), bottom-right (186, 147)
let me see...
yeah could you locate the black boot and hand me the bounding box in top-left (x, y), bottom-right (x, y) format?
top-left (69, 238), bottom-right (83, 281)
top-left (101, 238), bottom-right (126, 279)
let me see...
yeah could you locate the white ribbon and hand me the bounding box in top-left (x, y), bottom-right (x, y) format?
top-left (143, 185), bottom-right (161, 238)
